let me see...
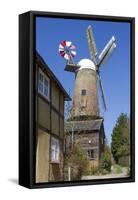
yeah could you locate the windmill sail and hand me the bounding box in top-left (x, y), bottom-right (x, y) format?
top-left (99, 43), bottom-right (116, 65)
top-left (98, 36), bottom-right (116, 66)
top-left (86, 25), bottom-right (98, 64)
top-left (97, 73), bottom-right (107, 111)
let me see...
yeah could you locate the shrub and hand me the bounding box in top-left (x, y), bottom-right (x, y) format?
top-left (90, 166), bottom-right (100, 175)
top-left (64, 144), bottom-right (89, 181)
top-left (100, 145), bottom-right (112, 174)
top-left (113, 164), bottom-right (123, 174)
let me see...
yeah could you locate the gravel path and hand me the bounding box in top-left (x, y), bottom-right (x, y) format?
top-left (82, 167), bottom-right (129, 180)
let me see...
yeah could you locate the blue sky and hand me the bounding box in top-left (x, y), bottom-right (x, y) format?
top-left (36, 17), bottom-right (130, 144)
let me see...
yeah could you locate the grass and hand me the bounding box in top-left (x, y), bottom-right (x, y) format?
top-left (112, 164), bottom-right (123, 174)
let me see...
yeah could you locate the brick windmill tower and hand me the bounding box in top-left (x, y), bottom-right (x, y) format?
top-left (59, 26), bottom-right (116, 167)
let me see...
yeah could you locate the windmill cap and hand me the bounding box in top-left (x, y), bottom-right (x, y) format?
top-left (77, 58), bottom-right (96, 71)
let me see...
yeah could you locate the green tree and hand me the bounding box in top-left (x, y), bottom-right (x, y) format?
top-left (111, 113), bottom-right (130, 165)
top-left (100, 143), bottom-right (112, 174)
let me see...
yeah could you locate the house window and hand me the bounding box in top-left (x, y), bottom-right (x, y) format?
top-left (51, 137), bottom-right (60, 163)
top-left (38, 68), bottom-right (50, 100)
top-left (88, 149), bottom-right (95, 160)
top-left (81, 89), bottom-right (86, 96)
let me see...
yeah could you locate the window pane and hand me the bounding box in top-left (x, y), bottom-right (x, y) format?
top-left (88, 149), bottom-right (94, 159)
top-left (44, 78), bottom-right (49, 97)
top-left (51, 149), bottom-right (55, 161)
top-left (38, 82), bottom-right (43, 93)
top-left (44, 78), bottom-right (48, 87)
top-left (51, 137), bottom-right (60, 162)
top-left (38, 71), bottom-right (44, 93)
top-left (44, 87), bottom-right (48, 96)
top-left (39, 73), bottom-right (43, 82)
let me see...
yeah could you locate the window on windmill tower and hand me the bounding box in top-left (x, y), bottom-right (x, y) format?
top-left (81, 89), bottom-right (86, 96)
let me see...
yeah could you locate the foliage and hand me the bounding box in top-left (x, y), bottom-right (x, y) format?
top-left (111, 113), bottom-right (130, 165)
top-left (100, 144), bottom-right (112, 174)
top-left (64, 100), bottom-right (72, 120)
top-left (118, 156), bottom-right (130, 167)
top-left (64, 144), bottom-right (89, 181)
top-left (112, 164), bottom-right (123, 174)
top-left (89, 166), bottom-right (100, 175)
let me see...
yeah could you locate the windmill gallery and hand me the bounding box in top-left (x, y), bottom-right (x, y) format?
top-left (36, 25), bottom-right (117, 182)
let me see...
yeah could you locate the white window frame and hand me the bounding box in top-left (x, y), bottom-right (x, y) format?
top-left (51, 137), bottom-right (60, 163)
top-left (38, 68), bottom-right (50, 100)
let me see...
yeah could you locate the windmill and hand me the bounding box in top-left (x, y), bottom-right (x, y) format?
top-left (59, 26), bottom-right (116, 119)
top-left (59, 40), bottom-right (76, 64)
